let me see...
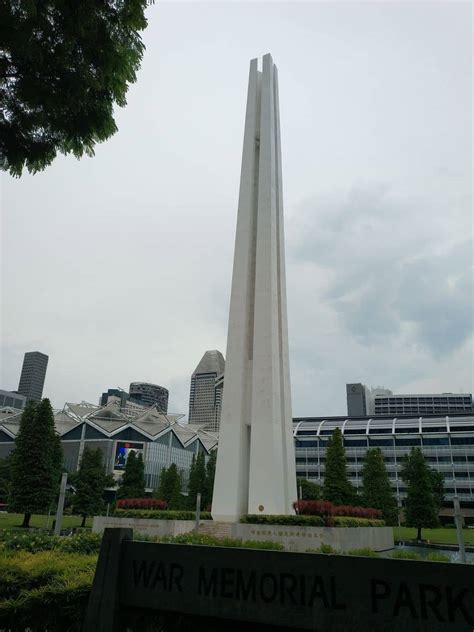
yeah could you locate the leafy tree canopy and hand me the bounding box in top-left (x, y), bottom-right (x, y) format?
top-left (203, 449), bottom-right (217, 510)
top-left (155, 463), bottom-right (182, 509)
top-left (72, 447), bottom-right (114, 526)
top-left (0, 456), bottom-right (12, 504)
top-left (298, 478), bottom-right (321, 501)
top-left (322, 427), bottom-right (356, 506)
top-left (187, 452), bottom-right (206, 510)
top-left (9, 399), bottom-right (63, 527)
top-left (1, 0), bottom-right (148, 176)
top-left (361, 448), bottom-right (398, 525)
top-left (401, 448), bottom-right (439, 539)
top-left (117, 450), bottom-right (145, 499)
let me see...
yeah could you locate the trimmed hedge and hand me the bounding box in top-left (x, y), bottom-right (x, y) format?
top-left (333, 517), bottom-right (385, 528)
top-left (241, 515), bottom-right (384, 528)
top-left (158, 532), bottom-right (284, 550)
top-left (116, 498), bottom-right (167, 510)
top-left (113, 509), bottom-right (212, 521)
top-left (0, 530), bottom-right (102, 554)
top-left (0, 550), bottom-right (96, 631)
top-left (240, 514), bottom-right (325, 527)
top-left (294, 500), bottom-right (382, 520)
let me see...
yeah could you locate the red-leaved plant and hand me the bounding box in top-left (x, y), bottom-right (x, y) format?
top-left (116, 499), bottom-right (168, 510)
top-left (293, 500), bottom-right (381, 520)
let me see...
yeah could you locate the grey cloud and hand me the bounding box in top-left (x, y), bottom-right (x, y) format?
top-left (288, 187), bottom-right (473, 356)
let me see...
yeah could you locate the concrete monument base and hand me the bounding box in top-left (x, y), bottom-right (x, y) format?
top-left (92, 516), bottom-right (393, 552)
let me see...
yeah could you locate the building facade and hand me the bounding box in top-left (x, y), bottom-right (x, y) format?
top-left (129, 382), bottom-right (169, 413)
top-left (0, 389), bottom-right (26, 410)
top-left (17, 351), bottom-right (49, 402)
top-left (188, 350), bottom-right (225, 432)
top-left (347, 383), bottom-right (472, 417)
top-left (0, 401), bottom-right (217, 493)
top-left (294, 413), bottom-right (474, 507)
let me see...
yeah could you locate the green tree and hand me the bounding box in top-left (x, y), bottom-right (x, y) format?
top-left (117, 451), bottom-right (145, 499)
top-left (72, 447), bottom-right (114, 527)
top-left (1, 0), bottom-right (148, 177)
top-left (0, 456), bottom-right (12, 504)
top-left (155, 463), bottom-right (182, 509)
top-left (187, 452), bottom-right (206, 510)
top-left (9, 399), bottom-right (63, 527)
top-left (322, 428), bottom-right (355, 505)
top-left (203, 450), bottom-right (217, 510)
top-left (361, 448), bottom-right (398, 525)
top-left (401, 448), bottom-right (439, 540)
top-left (429, 469), bottom-right (445, 514)
top-left (298, 478), bottom-right (321, 501)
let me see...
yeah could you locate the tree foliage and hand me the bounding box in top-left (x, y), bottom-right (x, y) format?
top-left (0, 456), bottom-right (12, 504)
top-left (1, 0), bottom-right (148, 176)
top-left (322, 428), bottom-right (355, 505)
top-left (429, 468), bottom-right (445, 513)
top-left (361, 448), bottom-right (398, 525)
top-left (203, 449), bottom-right (217, 509)
top-left (9, 399), bottom-right (63, 527)
top-left (298, 478), bottom-right (321, 501)
top-left (155, 463), bottom-right (182, 509)
top-left (401, 448), bottom-right (439, 540)
top-left (187, 452), bottom-right (207, 510)
top-left (72, 447), bottom-right (113, 526)
top-left (117, 450), bottom-right (145, 500)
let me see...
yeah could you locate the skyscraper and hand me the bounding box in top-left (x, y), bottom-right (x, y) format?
top-left (188, 350), bottom-right (225, 431)
top-left (212, 55), bottom-right (297, 522)
top-left (129, 382), bottom-right (169, 413)
top-left (17, 351), bottom-right (49, 402)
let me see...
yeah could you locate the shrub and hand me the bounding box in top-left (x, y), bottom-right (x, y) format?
top-left (240, 514), bottom-right (324, 527)
top-left (294, 500), bottom-right (334, 517)
top-left (113, 509), bottom-right (212, 521)
top-left (346, 548), bottom-right (380, 557)
top-left (0, 550), bottom-right (95, 631)
top-left (305, 543), bottom-right (338, 554)
top-left (333, 517), bottom-right (385, 528)
top-left (426, 552), bottom-right (450, 563)
top-left (391, 549), bottom-right (421, 560)
top-left (294, 500), bottom-right (382, 520)
top-left (0, 530), bottom-right (102, 555)
top-left (158, 532), bottom-right (284, 551)
top-left (116, 498), bottom-right (167, 510)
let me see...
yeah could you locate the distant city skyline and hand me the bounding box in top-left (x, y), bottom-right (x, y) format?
top-left (2, 3), bottom-right (472, 416)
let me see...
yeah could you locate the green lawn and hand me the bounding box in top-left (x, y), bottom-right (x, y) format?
top-left (394, 526), bottom-right (474, 546)
top-left (0, 512), bottom-right (92, 530)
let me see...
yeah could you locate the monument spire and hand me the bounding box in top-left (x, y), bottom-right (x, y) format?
top-left (212, 54), bottom-right (297, 522)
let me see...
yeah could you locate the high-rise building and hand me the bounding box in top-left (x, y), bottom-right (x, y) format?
top-left (17, 351), bottom-right (49, 402)
top-left (188, 350), bottom-right (225, 431)
top-left (0, 389), bottom-right (26, 410)
top-left (346, 383), bottom-right (472, 417)
top-left (129, 382), bottom-right (168, 413)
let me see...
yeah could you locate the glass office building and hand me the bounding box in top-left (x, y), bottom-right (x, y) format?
top-left (294, 413), bottom-right (474, 506)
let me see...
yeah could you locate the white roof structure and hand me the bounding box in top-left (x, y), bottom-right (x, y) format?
top-left (0, 401), bottom-right (218, 452)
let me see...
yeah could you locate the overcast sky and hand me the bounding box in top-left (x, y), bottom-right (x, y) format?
top-left (1, 2), bottom-right (472, 417)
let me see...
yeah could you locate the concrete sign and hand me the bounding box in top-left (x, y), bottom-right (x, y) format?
top-left (84, 529), bottom-right (474, 632)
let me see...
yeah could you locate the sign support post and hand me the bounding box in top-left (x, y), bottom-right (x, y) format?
top-left (454, 495), bottom-right (466, 563)
top-left (54, 473), bottom-right (68, 536)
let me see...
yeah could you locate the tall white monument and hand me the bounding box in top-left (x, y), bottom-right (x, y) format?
top-left (212, 54), bottom-right (297, 522)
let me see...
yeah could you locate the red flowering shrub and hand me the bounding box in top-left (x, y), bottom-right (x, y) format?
top-left (293, 500), bottom-right (381, 521)
top-left (116, 498), bottom-right (167, 510)
top-left (294, 500), bottom-right (334, 517)
top-left (332, 505), bottom-right (381, 520)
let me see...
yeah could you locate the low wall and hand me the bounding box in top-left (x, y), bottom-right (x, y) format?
top-left (92, 516), bottom-right (198, 537)
top-left (92, 516), bottom-right (393, 551)
top-left (234, 523), bottom-right (393, 552)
